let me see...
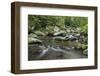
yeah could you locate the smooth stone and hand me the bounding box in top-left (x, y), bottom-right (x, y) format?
top-left (53, 31), bottom-right (66, 36)
top-left (34, 31), bottom-right (45, 36)
top-left (28, 37), bottom-right (42, 44)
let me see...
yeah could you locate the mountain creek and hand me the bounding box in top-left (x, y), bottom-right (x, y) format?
top-left (28, 36), bottom-right (88, 60)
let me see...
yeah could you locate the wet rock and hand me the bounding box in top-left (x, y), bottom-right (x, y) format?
top-left (66, 35), bottom-right (78, 41)
top-left (53, 31), bottom-right (66, 36)
top-left (74, 34), bottom-right (80, 38)
top-left (53, 36), bottom-right (67, 41)
top-left (60, 46), bottom-right (74, 51)
top-left (66, 29), bottom-right (71, 33)
top-left (39, 45), bottom-right (46, 49)
top-left (39, 46), bottom-right (65, 59)
top-left (28, 37), bottom-right (42, 44)
top-left (52, 34), bottom-right (70, 41)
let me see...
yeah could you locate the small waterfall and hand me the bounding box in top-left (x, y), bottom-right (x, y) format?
top-left (38, 45), bottom-right (67, 58)
top-left (38, 45), bottom-right (50, 57)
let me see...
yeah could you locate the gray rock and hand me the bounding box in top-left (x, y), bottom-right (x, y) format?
top-left (28, 37), bottom-right (42, 44)
top-left (53, 31), bottom-right (66, 36)
top-left (38, 46), bottom-right (65, 59)
top-left (34, 31), bottom-right (45, 36)
top-left (66, 35), bottom-right (78, 41)
top-left (53, 36), bottom-right (67, 41)
top-left (52, 34), bottom-right (69, 41)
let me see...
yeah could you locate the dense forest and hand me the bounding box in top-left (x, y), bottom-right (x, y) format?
top-left (28, 15), bottom-right (88, 35)
top-left (28, 15), bottom-right (88, 60)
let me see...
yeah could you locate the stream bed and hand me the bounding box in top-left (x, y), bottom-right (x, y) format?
top-left (28, 36), bottom-right (87, 60)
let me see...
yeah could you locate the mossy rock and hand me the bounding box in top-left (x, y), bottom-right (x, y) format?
top-left (81, 44), bottom-right (87, 50)
top-left (28, 33), bottom-right (37, 38)
top-left (34, 31), bottom-right (45, 36)
top-left (28, 37), bottom-right (42, 44)
top-left (53, 26), bottom-right (60, 32)
top-left (53, 31), bottom-right (66, 36)
top-left (75, 43), bottom-right (87, 50)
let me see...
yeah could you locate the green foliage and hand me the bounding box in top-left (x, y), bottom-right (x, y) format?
top-left (28, 15), bottom-right (88, 34)
top-left (81, 24), bottom-right (88, 34)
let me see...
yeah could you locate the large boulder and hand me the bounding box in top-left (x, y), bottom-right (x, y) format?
top-left (53, 31), bottom-right (66, 36)
top-left (53, 26), bottom-right (60, 32)
top-left (28, 37), bottom-right (42, 44)
top-left (34, 31), bottom-right (45, 36)
top-left (53, 36), bottom-right (67, 41)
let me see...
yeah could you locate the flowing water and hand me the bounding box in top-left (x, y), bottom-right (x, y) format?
top-left (28, 36), bottom-right (87, 60)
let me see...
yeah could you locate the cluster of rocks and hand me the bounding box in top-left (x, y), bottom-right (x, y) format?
top-left (28, 31), bottom-right (44, 44)
top-left (28, 45), bottom-right (87, 60)
top-left (29, 30), bottom-right (81, 41)
top-left (28, 30), bottom-right (88, 56)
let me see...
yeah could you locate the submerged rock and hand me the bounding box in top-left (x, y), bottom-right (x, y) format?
top-left (74, 34), bottom-right (80, 38)
top-left (74, 43), bottom-right (87, 51)
top-left (28, 37), bottom-right (42, 44)
top-left (38, 45), bottom-right (66, 59)
top-left (52, 34), bottom-right (69, 41)
top-left (83, 49), bottom-right (88, 56)
top-left (60, 46), bottom-right (74, 51)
